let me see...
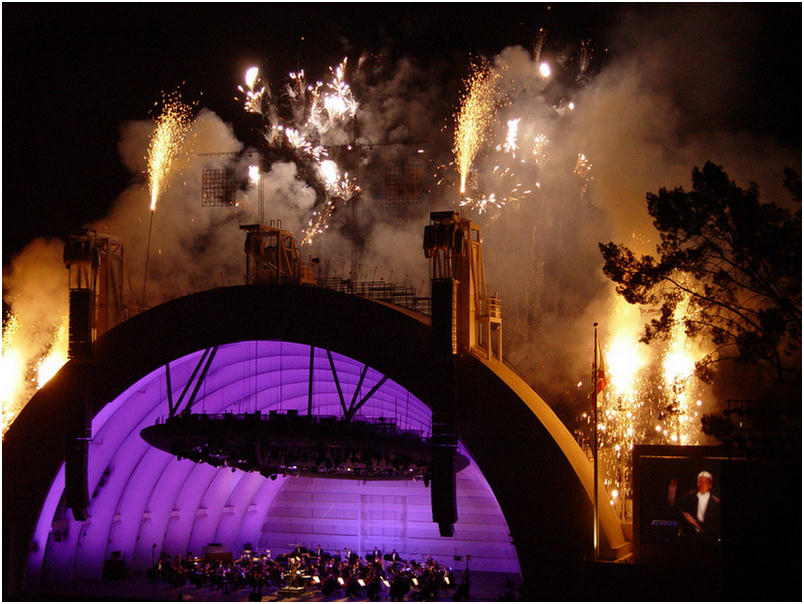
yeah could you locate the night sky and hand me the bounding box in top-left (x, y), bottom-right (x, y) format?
top-left (3, 4), bottom-right (800, 267)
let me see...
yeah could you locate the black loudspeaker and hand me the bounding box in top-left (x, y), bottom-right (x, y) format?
top-left (438, 522), bottom-right (455, 538)
top-left (249, 592), bottom-right (262, 601)
top-left (431, 429), bottom-right (457, 536)
top-left (429, 277), bottom-right (458, 536)
top-left (68, 289), bottom-right (93, 359)
top-left (102, 559), bottom-right (125, 579)
top-left (65, 438), bottom-right (89, 521)
top-left (430, 279), bottom-right (457, 356)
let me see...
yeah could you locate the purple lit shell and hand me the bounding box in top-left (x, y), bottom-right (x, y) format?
top-left (30, 341), bottom-right (519, 583)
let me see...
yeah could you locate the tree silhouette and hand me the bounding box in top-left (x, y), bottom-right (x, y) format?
top-left (600, 162), bottom-right (801, 386)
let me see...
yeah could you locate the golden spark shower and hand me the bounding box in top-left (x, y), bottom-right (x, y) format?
top-left (453, 62), bottom-right (500, 196)
top-left (147, 92), bottom-right (193, 212)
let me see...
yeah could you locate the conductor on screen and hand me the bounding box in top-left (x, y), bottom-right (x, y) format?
top-left (674, 470), bottom-right (721, 542)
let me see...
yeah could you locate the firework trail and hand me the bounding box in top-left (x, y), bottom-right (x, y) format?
top-left (533, 28), bottom-right (547, 64)
top-left (579, 39), bottom-right (593, 77)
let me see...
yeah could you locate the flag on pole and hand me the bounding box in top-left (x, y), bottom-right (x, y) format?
top-left (595, 339), bottom-right (606, 394)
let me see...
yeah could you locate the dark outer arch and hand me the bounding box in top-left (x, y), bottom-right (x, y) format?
top-left (4, 284), bottom-right (600, 596)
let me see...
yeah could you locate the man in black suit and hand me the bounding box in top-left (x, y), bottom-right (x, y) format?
top-left (678, 470), bottom-right (721, 541)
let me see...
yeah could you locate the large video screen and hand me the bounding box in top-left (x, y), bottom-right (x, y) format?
top-left (633, 445), bottom-right (727, 563)
top-left (633, 444), bottom-right (800, 600)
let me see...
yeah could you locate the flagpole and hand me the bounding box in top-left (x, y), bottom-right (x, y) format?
top-left (593, 321), bottom-right (600, 561)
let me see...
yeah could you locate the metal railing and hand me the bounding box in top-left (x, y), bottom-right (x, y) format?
top-left (482, 296), bottom-right (502, 319)
top-left (317, 278), bottom-right (431, 315)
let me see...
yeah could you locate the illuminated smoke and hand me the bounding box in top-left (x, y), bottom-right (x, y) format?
top-left (577, 295), bottom-right (709, 515)
top-left (661, 295), bottom-right (703, 445)
top-left (2, 238), bottom-right (68, 436)
top-left (35, 318), bottom-right (68, 389)
top-left (1, 313), bottom-right (24, 435)
top-left (606, 333), bottom-right (644, 398)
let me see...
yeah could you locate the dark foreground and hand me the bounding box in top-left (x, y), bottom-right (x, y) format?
top-left (32, 570), bottom-right (519, 602)
top-left (25, 557), bottom-right (803, 602)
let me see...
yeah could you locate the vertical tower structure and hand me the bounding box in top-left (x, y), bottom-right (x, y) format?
top-left (240, 222), bottom-right (317, 285)
top-left (62, 230), bottom-right (125, 521)
top-left (63, 230), bottom-right (125, 345)
top-left (424, 211), bottom-right (502, 360)
top-left (423, 211), bottom-right (503, 536)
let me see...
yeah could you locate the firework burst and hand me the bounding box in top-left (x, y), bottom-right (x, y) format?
top-left (496, 118), bottom-right (521, 157)
top-left (238, 66), bottom-right (267, 114)
top-left (531, 133), bottom-right (549, 162)
top-left (317, 58), bottom-right (358, 127)
top-left (318, 160), bottom-right (359, 201)
top-left (240, 59), bottom-right (359, 245)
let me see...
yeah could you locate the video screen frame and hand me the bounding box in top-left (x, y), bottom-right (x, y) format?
top-left (632, 445), bottom-right (738, 563)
